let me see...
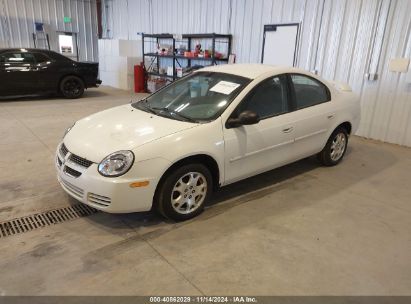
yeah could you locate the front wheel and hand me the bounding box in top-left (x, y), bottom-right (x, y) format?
top-left (155, 164), bottom-right (213, 221)
top-left (317, 127), bottom-right (348, 166)
top-left (60, 76), bottom-right (85, 99)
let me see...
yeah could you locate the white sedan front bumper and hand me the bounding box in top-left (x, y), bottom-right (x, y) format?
top-left (55, 143), bottom-right (170, 213)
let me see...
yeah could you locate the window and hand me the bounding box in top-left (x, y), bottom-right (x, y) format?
top-left (291, 74), bottom-right (330, 109)
top-left (33, 53), bottom-right (50, 63)
top-left (132, 72), bottom-right (250, 121)
top-left (0, 52), bottom-right (35, 64)
top-left (234, 75), bottom-right (289, 119)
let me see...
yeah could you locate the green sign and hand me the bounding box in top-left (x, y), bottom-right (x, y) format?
top-left (63, 16), bottom-right (72, 23)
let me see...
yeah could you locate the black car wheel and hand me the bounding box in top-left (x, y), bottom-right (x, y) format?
top-left (60, 76), bottom-right (85, 99)
top-left (154, 163), bottom-right (213, 221)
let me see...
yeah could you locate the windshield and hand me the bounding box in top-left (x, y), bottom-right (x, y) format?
top-left (132, 72), bottom-right (250, 122)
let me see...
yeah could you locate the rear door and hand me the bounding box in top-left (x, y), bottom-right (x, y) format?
top-left (288, 74), bottom-right (336, 159)
top-left (0, 51), bottom-right (38, 95)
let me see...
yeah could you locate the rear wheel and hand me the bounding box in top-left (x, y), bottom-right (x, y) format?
top-left (155, 164), bottom-right (212, 221)
top-left (60, 76), bottom-right (84, 99)
top-left (318, 127), bottom-right (348, 166)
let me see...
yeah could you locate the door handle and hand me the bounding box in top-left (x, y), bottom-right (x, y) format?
top-left (282, 127), bottom-right (294, 133)
top-left (327, 114), bottom-right (335, 119)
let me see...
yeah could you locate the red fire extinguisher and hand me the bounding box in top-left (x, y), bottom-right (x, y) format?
top-left (134, 62), bottom-right (146, 93)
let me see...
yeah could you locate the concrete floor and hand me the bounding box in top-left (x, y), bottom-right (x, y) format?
top-left (0, 86), bottom-right (410, 295)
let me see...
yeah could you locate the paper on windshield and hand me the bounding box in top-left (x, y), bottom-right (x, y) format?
top-left (210, 81), bottom-right (241, 95)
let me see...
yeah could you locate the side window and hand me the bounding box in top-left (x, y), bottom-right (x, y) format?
top-left (0, 52), bottom-right (35, 64)
top-left (33, 53), bottom-right (50, 63)
top-left (234, 75), bottom-right (289, 119)
top-left (291, 74), bottom-right (330, 109)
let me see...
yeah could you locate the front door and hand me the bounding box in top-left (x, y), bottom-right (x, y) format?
top-left (0, 57), bottom-right (7, 96)
top-left (0, 51), bottom-right (38, 96)
top-left (32, 52), bottom-right (59, 91)
top-left (223, 75), bottom-right (295, 184)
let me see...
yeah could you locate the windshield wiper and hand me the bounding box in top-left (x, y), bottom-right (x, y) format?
top-left (133, 99), bottom-right (157, 115)
top-left (141, 104), bottom-right (157, 115)
top-left (151, 107), bottom-right (198, 123)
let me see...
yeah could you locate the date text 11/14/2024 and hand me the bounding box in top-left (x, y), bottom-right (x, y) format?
top-left (149, 296), bottom-right (258, 303)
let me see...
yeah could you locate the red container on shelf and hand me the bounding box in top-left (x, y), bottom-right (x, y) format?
top-left (134, 63), bottom-right (145, 93)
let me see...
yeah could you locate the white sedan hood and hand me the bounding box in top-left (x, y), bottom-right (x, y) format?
top-left (64, 104), bottom-right (197, 162)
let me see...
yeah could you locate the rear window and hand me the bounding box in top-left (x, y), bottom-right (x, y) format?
top-left (291, 74), bottom-right (330, 109)
top-left (33, 52), bottom-right (51, 63)
top-left (47, 51), bottom-right (73, 62)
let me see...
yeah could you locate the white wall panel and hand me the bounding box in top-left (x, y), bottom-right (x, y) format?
top-left (104, 0), bottom-right (411, 146)
top-left (1, 0), bottom-right (408, 146)
top-left (0, 0), bottom-right (98, 61)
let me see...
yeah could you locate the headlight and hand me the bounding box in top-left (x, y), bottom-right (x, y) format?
top-left (98, 150), bottom-right (134, 177)
top-left (63, 122), bottom-right (76, 138)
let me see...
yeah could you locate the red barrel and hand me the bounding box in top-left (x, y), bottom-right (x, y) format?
top-left (134, 63), bottom-right (145, 93)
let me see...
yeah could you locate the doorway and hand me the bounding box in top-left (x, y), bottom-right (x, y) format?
top-left (57, 32), bottom-right (79, 61)
top-left (261, 23), bottom-right (300, 66)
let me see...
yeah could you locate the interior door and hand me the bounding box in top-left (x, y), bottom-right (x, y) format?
top-left (223, 75), bottom-right (295, 183)
top-left (58, 32), bottom-right (78, 61)
top-left (262, 24), bottom-right (300, 66)
top-left (288, 74), bottom-right (336, 159)
top-left (0, 51), bottom-right (38, 95)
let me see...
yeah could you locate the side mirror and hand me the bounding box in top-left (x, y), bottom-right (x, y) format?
top-left (226, 110), bottom-right (260, 128)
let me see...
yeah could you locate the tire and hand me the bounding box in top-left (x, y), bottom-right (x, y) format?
top-left (155, 164), bottom-right (213, 221)
top-left (60, 76), bottom-right (85, 99)
top-left (317, 127), bottom-right (348, 166)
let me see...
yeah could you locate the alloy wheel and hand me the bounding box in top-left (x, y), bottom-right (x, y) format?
top-left (170, 172), bottom-right (207, 215)
top-left (63, 79), bottom-right (81, 96)
top-left (330, 133), bottom-right (346, 161)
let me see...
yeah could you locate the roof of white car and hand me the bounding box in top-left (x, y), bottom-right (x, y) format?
top-left (199, 64), bottom-right (308, 79)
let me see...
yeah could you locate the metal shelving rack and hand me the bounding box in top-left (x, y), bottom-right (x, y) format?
top-left (142, 33), bottom-right (232, 85)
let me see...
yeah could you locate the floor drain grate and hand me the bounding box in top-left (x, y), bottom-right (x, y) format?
top-left (0, 204), bottom-right (99, 238)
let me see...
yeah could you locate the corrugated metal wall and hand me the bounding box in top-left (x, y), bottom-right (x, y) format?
top-left (0, 0), bottom-right (98, 61)
top-left (103, 0), bottom-right (411, 147)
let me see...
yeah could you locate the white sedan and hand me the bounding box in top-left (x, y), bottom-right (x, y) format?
top-left (56, 64), bottom-right (360, 221)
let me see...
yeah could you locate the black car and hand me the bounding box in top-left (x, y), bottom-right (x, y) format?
top-left (0, 48), bottom-right (101, 99)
